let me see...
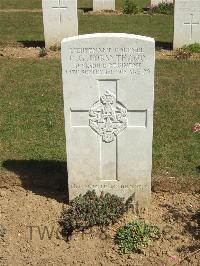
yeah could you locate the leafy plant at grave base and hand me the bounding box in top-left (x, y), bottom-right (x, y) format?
top-left (49, 45), bottom-right (61, 51)
top-left (151, 3), bottom-right (174, 15)
top-left (39, 47), bottom-right (47, 57)
top-left (175, 48), bottom-right (191, 60)
top-left (183, 43), bottom-right (200, 53)
top-left (59, 190), bottom-right (133, 240)
top-left (123, 0), bottom-right (141, 15)
top-left (115, 220), bottom-right (160, 253)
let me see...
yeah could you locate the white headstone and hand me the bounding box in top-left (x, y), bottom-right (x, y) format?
top-left (151, 0), bottom-right (173, 6)
top-left (93, 0), bottom-right (115, 11)
top-left (61, 33), bottom-right (155, 210)
top-left (42, 0), bottom-right (78, 48)
top-left (174, 0), bottom-right (200, 49)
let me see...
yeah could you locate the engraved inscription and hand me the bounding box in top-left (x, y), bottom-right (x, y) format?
top-left (71, 183), bottom-right (150, 190)
top-left (89, 90), bottom-right (128, 143)
top-left (66, 47), bottom-right (151, 76)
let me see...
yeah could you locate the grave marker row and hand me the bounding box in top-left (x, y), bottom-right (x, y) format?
top-left (42, 0), bottom-right (200, 50)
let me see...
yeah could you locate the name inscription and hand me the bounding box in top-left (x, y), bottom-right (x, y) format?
top-left (71, 184), bottom-right (150, 190)
top-left (66, 47), bottom-right (151, 76)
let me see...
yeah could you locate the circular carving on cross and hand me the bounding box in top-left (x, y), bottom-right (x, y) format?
top-left (89, 90), bottom-right (128, 143)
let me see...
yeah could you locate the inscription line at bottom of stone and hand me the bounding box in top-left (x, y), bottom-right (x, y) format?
top-left (100, 180), bottom-right (118, 182)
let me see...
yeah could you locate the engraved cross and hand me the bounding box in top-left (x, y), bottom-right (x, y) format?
top-left (52, 0), bottom-right (68, 24)
top-left (184, 13), bottom-right (200, 40)
top-left (70, 80), bottom-right (147, 182)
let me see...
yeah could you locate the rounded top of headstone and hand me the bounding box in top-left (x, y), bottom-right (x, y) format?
top-left (61, 33), bottom-right (155, 45)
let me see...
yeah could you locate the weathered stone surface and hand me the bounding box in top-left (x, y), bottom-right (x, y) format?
top-left (174, 0), bottom-right (200, 49)
top-left (61, 33), bottom-right (155, 209)
top-left (42, 0), bottom-right (78, 48)
top-left (93, 0), bottom-right (115, 11)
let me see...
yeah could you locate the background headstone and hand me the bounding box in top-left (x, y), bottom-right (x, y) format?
top-left (42, 0), bottom-right (78, 48)
top-left (93, 0), bottom-right (115, 11)
top-left (151, 0), bottom-right (173, 6)
top-left (174, 0), bottom-right (200, 49)
top-left (61, 33), bottom-right (155, 210)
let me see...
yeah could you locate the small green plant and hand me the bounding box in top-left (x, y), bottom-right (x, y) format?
top-left (183, 43), bottom-right (200, 53)
top-left (59, 190), bottom-right (133, 239)
top-left (115, 220), bottom-right (160, 253)
top-left (123, 0), bottom-right (140, 15)
top-left (151, 3), bottom-right (174, 15)
top-left (175, 48), bottom-right (191, 60)
top-left (39, 47), bottom-right (47, 57)
top-left (49, 45), bottom-right (60, 51)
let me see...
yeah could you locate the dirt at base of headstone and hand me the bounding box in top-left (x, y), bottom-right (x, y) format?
top-left (0, 184), bottom-right (199, 266)
top-left (0, 45), bottom-right (61, 59)
top-left (1, 44), bottom-right (200, 60)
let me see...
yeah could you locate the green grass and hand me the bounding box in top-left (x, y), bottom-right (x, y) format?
top-left (0, 13), bottom-right (44, 42)
top-left (79, 15), bottom-right (173, 44)
top-left (0, 13), bottom-right (173, 45)
top-left (0, 58), bottom-right (65, 162)
top-left (0, 0), bottom-right (149, 10)
top-left (153, 60), bottom-right (200, 178)
top-left (184, 43), bottom-right (200, 53)
top-left (0, 58), bottom-right (199, 179)
top-left (0, 0), bottom-right (41, 9)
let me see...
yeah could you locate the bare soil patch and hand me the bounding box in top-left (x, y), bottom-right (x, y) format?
top-left (0, 177), bottom-right (199, 266)
top-left (0, 43), bottom-right (60, 59)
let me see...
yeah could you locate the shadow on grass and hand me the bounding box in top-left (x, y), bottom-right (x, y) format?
top-left (155, 41), bottom-right (173, 50)
top-left (79, 7), bottom-right (93, 12)
top-left (18, 41), bottom-right (45, 48)
top-left (3, 160), bottom-right (68, 203)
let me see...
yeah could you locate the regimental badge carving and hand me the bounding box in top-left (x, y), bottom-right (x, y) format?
top-left (89, 90), bottom-right (128, 143)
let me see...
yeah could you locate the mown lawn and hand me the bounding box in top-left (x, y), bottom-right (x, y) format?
top-left (78, 15), bottom-right (173, 45)
top-left (0, 58), bottom-right (199, 179)
top-left (0, 13), bottom-right (173, 46)
top-left (0, 0), bottom-right (149, 10)
top-left (0, 0), bottom-right (41, 9)
top-left (0, 13), bottom-right (44, 42)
